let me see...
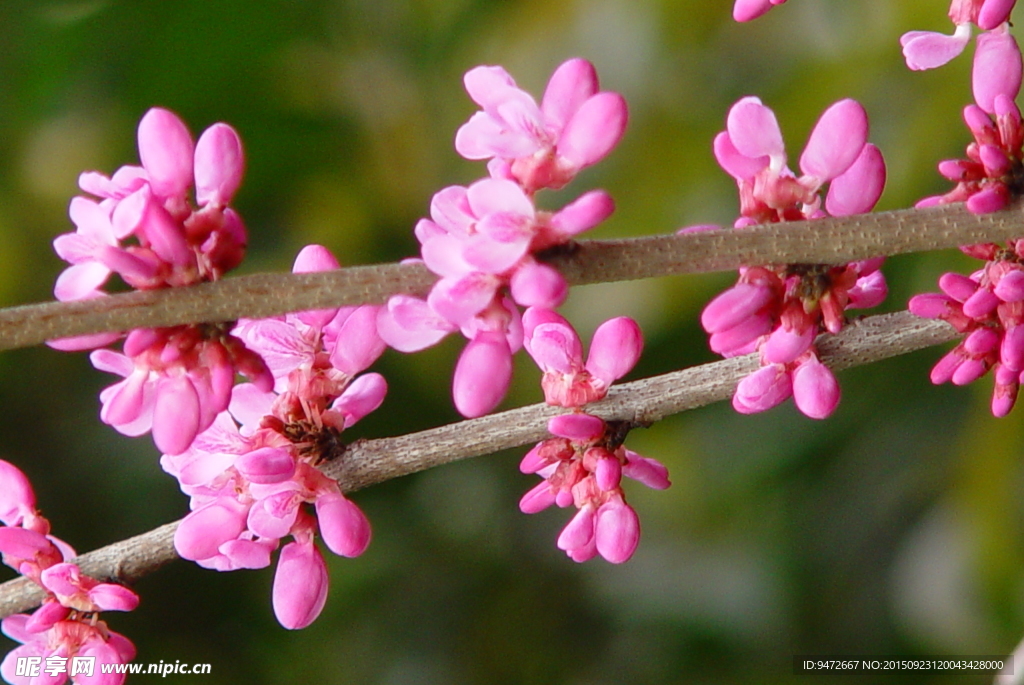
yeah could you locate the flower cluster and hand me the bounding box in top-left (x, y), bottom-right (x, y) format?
top-left (909, 18), bottom-right (1024, 417)
top-left (700, 97), bottom-right (887, 418)
top-left (0, 460), bottom-right (137, 684)
top-left (161, 246), bottom-right (386, 629)
top-left (517, 308), bottom-right (669, 563)
top-left (901, 0), bottom-right (1017, 71)
top-left (916, 31), bottom-right (1023, 214)
top-left (378, 58), bottom-right (627, 418)
top-left (910, 253), bottom-right (1024, 416)
top-left (51, 107), bottom-right (272, 455)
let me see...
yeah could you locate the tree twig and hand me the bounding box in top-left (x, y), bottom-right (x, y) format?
top-left (0, 202), bottom-right (1018, 351)
top-left (0, 310), bottom-right (959, 618)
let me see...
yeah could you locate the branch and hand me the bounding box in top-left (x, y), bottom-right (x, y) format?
top-left (0, 202), bottom-right (1019, 351)
top-left (0, 310), bottom-right (959, 618)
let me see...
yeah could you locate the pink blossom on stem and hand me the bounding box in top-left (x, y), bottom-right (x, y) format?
top-left (0, 463), bottom-right (138, 683)
top-left (918, 84), bottom-right (1024, 214)
top-left (900, 0), bottom-right (1016, 70)
top-left (51, 107), bottom-right (272, 455)
top-left (455, 59), bottom-right (627, 193)
top-left (518, 313), bottom-right (667, 564)
top-left (703, 97), bottom-right (886, 419)
top-left (910, 240), bottom-right (1024, 417)
top-left (160, 245), bottom-right (384, 628)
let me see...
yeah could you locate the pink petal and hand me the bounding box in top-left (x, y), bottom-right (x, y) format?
top-left (709, 313), bottom-right (773, 357)
top-left (973, 28), bottom-right (1023, 114)
top-left (733, 364), bottom-right (792, 414)
top-left (701, 282), bottom-right (774, 333)
top-left (136, 107), bottom-right (195, 200)
top-left (594, 500), bottom-right (640, 563)
top-left (557, 507), bottom-right (596, 551)
top-left (585, 316), bottom-right (643, 384)
top-left (549, 190), bottom-right (615, 238)
top-left (522, 306), bottom-right (570, 347)
top-left (825, 143), bottom-right (886, 216)
top-left (315, 492), bottom-right (371, 558)
top-left (996, 269), bottom-right (1024, 302)
top-left (527, 321), bottom-right (583, 373)
top-left (220, 538), bottom-right (276, 570)
top-left (791, 358), bottom-right (840, 419)
top-left (235, 447), bottom-right (296, 484)
top-left (733, 0), bottom-right (775, 22)
top-left (53, 262), bottom-right (110, 301)
top-left (762, 325), bottom-right (816, 364)
top-left (900, 27), bottom-right (971, 70)
top-left (908, 293), bottom-right (954, 319)
top-left (331, 372), bottom-right (387, 427)
top-left (519, 481), bottom-right (556, 513)
top-left (714, 131), bottom-right (769, 182)
top-left (173, 497), bottom-right (248, 561)
top-left (429, 185), bottom-right (474, 234)
top-left (979, 0), bottom-right (1017, 30)
top-left (463, 65), bottom-right (519, 111)
top-left (87, 583), bottom-right (140, 612)
top-left (557, 92), bottom-right (628, 168)
top-left (595, 455), bottom-right (622, 491)
top-left (939, 272), bottom-right (979, 302)
top-left (548, 413), bottom-right (605, 440)
top-left (467, 177), bottom-right (535, 219)
top-left (541, 58), bottom-right (599, 136)
top-left (966, 184), bottom-right (1011, 214)
top-left (622, 451), bottom-right (671, 490)
top-left (152, 375), bottom-right (202, 455)
top-left (273, 541), bottom-right (329, 629)
top-left (376, 296), bottom-right (454, 353)
top-left (455, 111), bottom-right (539, 160)
top-left (194, 123), bottom-right (244, 206)
top-left (428, 274), bottom-right (499, 326)
top-left (452, 331), bottom-right (512, 418)
top-left (962, 286), bottom-right (1001, 317)
top-left (0, 460), bottom-right (36, 527)
top-left (509, 261), bottom-right (567, 309)
top-left (726, 96), bottom-right (785, 161)
top-left (463, 228), bottom-right (531, 274)
top-left (329, 305), bottom-right (386, 375)
top-left (1002, 325), bottom-right (1024, 370)
top-left (799, 99), bottom-right (868, 182)
top-left (847, 270), bottom-right (888, 309)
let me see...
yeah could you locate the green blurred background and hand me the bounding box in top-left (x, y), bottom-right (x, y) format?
top-left (0, 0), bottom-right (1021, 683)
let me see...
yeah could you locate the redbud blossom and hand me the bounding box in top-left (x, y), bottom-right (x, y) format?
top-left (161, 245), bottom-right (384, 629)
top-left (380, 60), bottom-right (624, 418)
top-left (51, 107), bottom-right (271, 456)
top-left (518, 309), bottom-right (668, 564)
top-left (702, 97), bottom-right (886, 419)
top-left (456, 58), bottom-right (627, 194)
top-left (901, 0), bottom-right (1016, 70)
top-left (0, 461), bottom-right (137, 682)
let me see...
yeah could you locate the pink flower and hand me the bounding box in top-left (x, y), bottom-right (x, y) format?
top-left (917, 86), bottom-right (1024, 215)
top-left (0, 469), bottom-right (138, 684)
top-left (455, 59), bottom-right (627, 193)
top-left (519, 313), bottom-right (665, 564)
top-left (523, 307), bottom-right (643, 407)
top-left (910, 242), bottom-right (1024, 417)
top-left (272, 538), bottom-right (328, 630)
top-left (901, 0), bottom-right (1016, 70)
top-left (162, 245), bottom-right (384, 628)
top-left (51, 107), bottom-right (272, 455)
top-left (704, 98), bottom-right (886, 419)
